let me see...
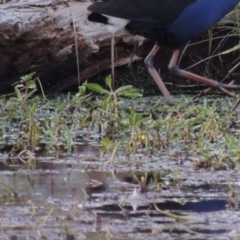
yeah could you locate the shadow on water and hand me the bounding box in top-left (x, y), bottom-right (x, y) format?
top-left (0, 142), bottom-right (240, 240)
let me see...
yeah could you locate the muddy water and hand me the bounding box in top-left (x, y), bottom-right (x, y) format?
top-left (0, 143), bottom-right (240, 240)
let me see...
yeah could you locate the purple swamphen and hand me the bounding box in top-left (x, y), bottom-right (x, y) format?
top-left (87, 0), bottom-right (239, 105)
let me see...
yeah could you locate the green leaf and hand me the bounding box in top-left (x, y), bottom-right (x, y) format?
top-left (134, 113), bottom-right (143, 123)
top-left (28, 80), bottom-right (37, 89)
top-left (105, 75), bottom-right (112, 89)
top-left (85, 83), bottom-right (109, 94)
top-left (121, 91), bottom-right (142, 99)
top-left (100, 137), bottom-right (111, 148)
top-left (115, 85), bottom-right (134, 93)
top-left (101, 97), bottom-right (110, 111)
top-left (26, 89), bottom-right (37, 99)
top-left (78, 85), bottom-right (86, 95)
top-left (14, 85), bottom-right (23, 100)
top-left (115, 85), bottom-right (142, 98)
top-left (30, 102), bottom-right (38, 113)
top-left (129, 113), bottom-right (142, 125)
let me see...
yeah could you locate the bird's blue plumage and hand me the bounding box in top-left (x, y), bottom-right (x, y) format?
top-left (167, 0), bottom-right (239, 47)
top-left (88, 0), bottom-right (239, 48)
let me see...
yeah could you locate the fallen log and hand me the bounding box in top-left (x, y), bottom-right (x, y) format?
top-left (0, 0), bottom-right (143, 93)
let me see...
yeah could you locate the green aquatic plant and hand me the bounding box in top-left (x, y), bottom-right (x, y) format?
top-left (0, 71), bottom-right (240, 167)
top-left (3, 73), bottom-right (44, 145)
top-left (85, 75), bottom-right (142, 117)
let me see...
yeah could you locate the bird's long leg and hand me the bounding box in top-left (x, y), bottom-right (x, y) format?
top-left (168, 49), bottom-right (239, 96)
top-left (145, 44), bottom-right (175, 106)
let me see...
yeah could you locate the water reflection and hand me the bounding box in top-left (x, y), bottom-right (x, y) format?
top-left (0, 143), bottom-right (239, 239)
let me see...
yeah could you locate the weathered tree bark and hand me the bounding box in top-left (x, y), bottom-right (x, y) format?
top-left (0, 0), bottom-right (144, 93)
